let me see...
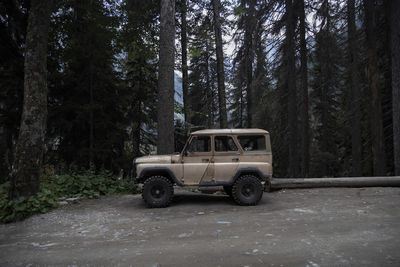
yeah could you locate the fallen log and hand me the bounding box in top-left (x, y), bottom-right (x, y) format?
top-left (269, 176), bottom-right (400, 190)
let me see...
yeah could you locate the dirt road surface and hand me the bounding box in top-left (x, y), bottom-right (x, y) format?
top-left (1, 187), bottom-right (400, 266)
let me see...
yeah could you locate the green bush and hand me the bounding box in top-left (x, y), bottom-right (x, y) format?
top-left (0, 170), bottom-right (139, 223)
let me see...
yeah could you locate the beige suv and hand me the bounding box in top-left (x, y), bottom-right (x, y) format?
top-left (134, 129), bottom-right (272, 208)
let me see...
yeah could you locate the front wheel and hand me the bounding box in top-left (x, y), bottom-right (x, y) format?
top-left (142, 176), bottom-right (174, 208)
top-left (232, 175), bottom-right (263, 206)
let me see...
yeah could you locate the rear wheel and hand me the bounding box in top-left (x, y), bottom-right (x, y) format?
top-left (142, 176), bottom-right (174, 208)
top-left (232, 175), bottom-right (263, 205)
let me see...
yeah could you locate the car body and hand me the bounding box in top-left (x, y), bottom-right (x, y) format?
top-left (134, 128), bottom-right (273, 207)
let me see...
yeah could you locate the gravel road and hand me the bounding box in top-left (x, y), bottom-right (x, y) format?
top-left (1, 187), bottom-right (400, 266)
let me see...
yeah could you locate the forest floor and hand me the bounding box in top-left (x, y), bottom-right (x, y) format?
top-left (1, 187), bottom-right (400, 266)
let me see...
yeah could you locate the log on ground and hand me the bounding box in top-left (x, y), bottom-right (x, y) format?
top-left (270, 176), bottom-right (400, 189)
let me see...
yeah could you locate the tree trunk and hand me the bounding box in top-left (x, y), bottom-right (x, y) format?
top-left (212, 0), bottom-right (228, 128)
top-left (205, 39), bottom-right (212, 128)
top-left (89, 67), bottom-right (94, 167)
top-left (364, 0), bottom-right (386, 175)
top-left (10, 0), bottom-right (53, 199)
top-left (299, 0), bottom-right (309, 177)
top-left (392, 0), bottom-right (400, 175)
top-left (180, 0), bottom-right (189, 126)
top-left (157, 0), bottom-right (175, 154)
top-left (286, 0), bottom-right (298, 177)
top-left (244, 0), bottom-right (255, 128)
top-left (347, 0), bottom-right (362, 176)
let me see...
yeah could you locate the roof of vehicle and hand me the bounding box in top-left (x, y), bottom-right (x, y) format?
top-left (190, 128), bottom-right (269, 135)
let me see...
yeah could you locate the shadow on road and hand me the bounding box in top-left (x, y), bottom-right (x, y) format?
top-left (128, 191), bottom-right (270, 209)
top-left (172, 193), bottom-right (234, 206)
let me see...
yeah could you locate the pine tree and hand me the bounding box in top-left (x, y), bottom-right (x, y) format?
top-left (364, 0), bottom-right (387, 175)
top-left (347, 0), bottom-right (362, 176)
top-left (285, 0), bottom-right (298, 177)
top-left (309, 0), bottom-right (342, 177)
top-left (299, 0), bottom-right (309, 177)
top-left (47, 0), bottom-right (126, 172)
top-left (180, 0), bottom-right (190, 125)
top-left (212, 0), bottom-right (228, 128)
top-left (120, 0), bottom-right (159, 159)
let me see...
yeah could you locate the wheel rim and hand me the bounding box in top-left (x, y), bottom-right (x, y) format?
top-left (150, 185), bottom-right (165, 199)
top-left (241, 183), bottom-right (255, 197)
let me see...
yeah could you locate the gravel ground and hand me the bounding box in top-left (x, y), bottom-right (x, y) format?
top-left (1, 187), bottom-right (400, 266)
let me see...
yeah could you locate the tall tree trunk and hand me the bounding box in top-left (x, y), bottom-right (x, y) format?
top-left (10, 0), bottom-right (53, 199)
top-left (347, 0), bottom-right (362, 176)
top-left (205, 39), bottom-right (212, 128)
top-left (180, 0), bottom-right (189, 126)
top-left (392, 0), bottom-right (400, 175)
top-left (244, 0), bottom-right (255, 128)
top-left (286, 0), bottom-right (298, 177)
top-left (157, 0), bottom-right (175, 154)
top-left (212, 0), bottom-right (228, 128)
top-left (364, 0), bottom-right (386, 175)
top-left (0, 126), bottom-right (9, 183)
top-left (133, 99), bottom-right (141, 157)
top-left (299, 0), bottom-right (309, 177)
top-left (89, 67), bottom-right (94, 167)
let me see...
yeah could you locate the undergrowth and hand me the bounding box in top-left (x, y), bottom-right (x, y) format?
top-left (0, 170), bottom-right (139, 223)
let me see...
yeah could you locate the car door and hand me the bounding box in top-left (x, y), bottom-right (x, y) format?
top-left (182, 135), bottom-right (213, 185)
top-left (213, 135), bottom-right (241, 181)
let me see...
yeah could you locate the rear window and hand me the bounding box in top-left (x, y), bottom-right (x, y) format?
top-left (238, 135), bottom-right (266, 151)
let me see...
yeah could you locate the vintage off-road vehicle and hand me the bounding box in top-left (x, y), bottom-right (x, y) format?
top-left (134, 129), bottom-right (272, 208)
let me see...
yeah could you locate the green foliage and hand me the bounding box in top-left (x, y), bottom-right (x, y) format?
top-left (0, 170), bottom-right (139, 223)
top-left (0, 182), bottom-right (58, 223)
top-left (233, 6), bottom-right (246, 16)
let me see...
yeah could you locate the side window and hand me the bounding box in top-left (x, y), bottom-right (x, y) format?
top-left (215, 136), bottom-right (238, 152)
top-left (187, 136), bottom-right (211, 152)
top-left (238, 135), bottom-right (266, 151)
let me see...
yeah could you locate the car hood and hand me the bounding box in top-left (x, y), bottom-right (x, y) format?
top-left (135, 155), bottom-right (173, 164)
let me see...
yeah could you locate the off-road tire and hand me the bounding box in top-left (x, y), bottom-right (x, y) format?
top-left (232, 175), bottom-right (263, 205)
top-left (223, 186), bottom-right (233, 197)
top-left (142, 176), bottom-right (174, 208)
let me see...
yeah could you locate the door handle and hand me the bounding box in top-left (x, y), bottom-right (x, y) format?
top-left (202, 158), bottom-right (209, 162)
top-left (232, 158), bottom-right (239, 162)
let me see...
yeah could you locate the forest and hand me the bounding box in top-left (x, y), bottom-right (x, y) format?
top-left (0, 0), bottom-right (399, 213)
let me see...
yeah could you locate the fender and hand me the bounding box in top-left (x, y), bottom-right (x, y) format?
top-left (232, 167), bottom-right (270, 183)
top-left (136, 167), bottom-right (184, 186)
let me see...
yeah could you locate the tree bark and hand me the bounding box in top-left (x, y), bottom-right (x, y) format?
top-left (299, 0), bottom-right (309, 177)
top-left (157, 0), bottom-right (175, 154)
top-left (392, 0), bottom-right (400, 175)
top-left (244, 0), bottom-right (255, 128)
top-left (286, 0), bottom-right (298, 177)
top-left (212, 0), bottom-right (228, 128)
top-left (180, 0), bottom-right (189, 125)
top-left (347, 0), bottom-right (362, 176)
top-left (364, 0), bottom-right (386, 175)
top-left (10, 0), bottom-right (53, 199)
top-left (205, 39), bottom-right (212, 128)
top-left (89, 67), bottom-right (94, 166)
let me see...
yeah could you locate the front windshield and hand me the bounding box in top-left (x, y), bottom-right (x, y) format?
top-left (182, 135), bottom-right (211, 154)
